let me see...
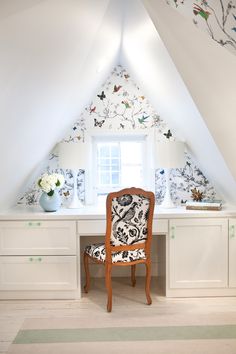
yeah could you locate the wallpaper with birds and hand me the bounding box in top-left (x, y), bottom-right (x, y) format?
top-left (166, 0), bottom-right (236, 55)
top-left (18, 65), bottom-right (218, 206)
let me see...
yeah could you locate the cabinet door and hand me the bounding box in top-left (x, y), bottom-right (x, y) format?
top-left (229, 219), bottom-right (236, 287)
top-left (0, 256), bottom-right (77, 290)
top-left (0, 221), bottom-right (76, 255)
top-left (169, 218), bottom-right (228, 289)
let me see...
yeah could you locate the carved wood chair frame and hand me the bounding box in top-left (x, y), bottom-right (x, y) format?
top-left (84, 187), bottom-right (155, 312)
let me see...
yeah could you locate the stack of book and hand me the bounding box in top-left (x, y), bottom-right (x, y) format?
top-left (185, 200), bottom-right (222, 211)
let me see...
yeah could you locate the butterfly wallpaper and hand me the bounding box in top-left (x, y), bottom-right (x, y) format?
top-left (166, 0), bottom-right (236, 56)
top-left (18, 65), bottom-right (218, 206)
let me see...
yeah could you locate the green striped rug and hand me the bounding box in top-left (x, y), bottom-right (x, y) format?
top-left (13, 324), bottom-right (236, 344)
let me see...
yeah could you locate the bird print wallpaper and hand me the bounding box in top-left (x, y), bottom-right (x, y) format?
top-left (166, 0), bottom-right (236, 55)
top-left (18, 65), bottom-right (219, 207)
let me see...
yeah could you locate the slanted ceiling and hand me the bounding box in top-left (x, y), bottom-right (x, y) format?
top-left (0, 0), bottom-right (236, 211)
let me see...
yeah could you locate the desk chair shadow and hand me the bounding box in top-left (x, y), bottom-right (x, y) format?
top-left (83, 187), bottom-right (155, 312)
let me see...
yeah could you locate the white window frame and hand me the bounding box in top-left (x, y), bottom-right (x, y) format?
top-left (86, 130), bottom-right (155, 205)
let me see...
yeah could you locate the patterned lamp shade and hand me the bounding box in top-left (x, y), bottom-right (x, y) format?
top-left (58, 142), bottom-right (90, 208)
top-left (155, 141), bottom-right (185, 209)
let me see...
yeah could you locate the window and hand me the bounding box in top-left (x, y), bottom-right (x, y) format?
top-left (93, 135), bottom-right (147, 201)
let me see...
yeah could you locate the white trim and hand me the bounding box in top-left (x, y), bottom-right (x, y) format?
top-left (88, 130), bottom-right (155, 204)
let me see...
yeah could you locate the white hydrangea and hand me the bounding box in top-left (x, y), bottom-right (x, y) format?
top-left (38, 173), bottom-right (65, 195)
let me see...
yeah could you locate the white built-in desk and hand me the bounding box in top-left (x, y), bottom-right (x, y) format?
top-left (0, 205), bottom-right (236, 299)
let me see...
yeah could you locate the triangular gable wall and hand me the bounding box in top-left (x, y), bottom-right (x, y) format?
top-left (19, 66), bottom-right (219, 207)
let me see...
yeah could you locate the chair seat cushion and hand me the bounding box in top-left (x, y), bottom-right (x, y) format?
top-left (85, 243), bottom-right (146, 263)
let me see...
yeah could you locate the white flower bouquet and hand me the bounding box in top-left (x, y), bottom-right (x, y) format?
top-left (38, 173), bottom-right (65, 196)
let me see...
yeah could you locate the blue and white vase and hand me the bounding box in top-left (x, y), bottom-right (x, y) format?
top-left (39, 189), bottom-right (61, 212)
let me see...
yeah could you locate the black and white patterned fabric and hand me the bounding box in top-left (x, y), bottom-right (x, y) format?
top-left (85, 194), bottom-right (150, 263)
top-left (111, 194), bottom-right (150, 246)
top-left (85, 242), bottom-right (146, 263)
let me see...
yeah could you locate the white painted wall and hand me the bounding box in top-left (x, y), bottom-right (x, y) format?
top-left (0, 0), bottom-right (122, 211)
top-left (121, 0), bottom-right (236, 204)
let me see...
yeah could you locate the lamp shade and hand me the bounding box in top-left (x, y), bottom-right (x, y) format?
top-left (155, 141), bottom-right (185, 168)
top-left (58, 142), bottom-right (89, 170)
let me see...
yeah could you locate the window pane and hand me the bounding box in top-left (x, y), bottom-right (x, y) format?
top-left (111, 165), bottom-right (119, 171)
top-left (99, 145), bottom-right (110, 157)
top-left (100, 165), bottom-right (110, 171)
top-left (100, 158), bottom-right (110, 165)
top-left (111, 158), bottom-right (119, 166)
top-left (112, 172), bottom-right (119, 185)
top-left (100, 172), bottom-right (110, 185)
top-left (111, 145), bottom-right (119, 157)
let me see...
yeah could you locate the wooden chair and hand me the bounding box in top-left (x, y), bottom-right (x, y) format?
top-left (83, 187), bottom-right (155, 312)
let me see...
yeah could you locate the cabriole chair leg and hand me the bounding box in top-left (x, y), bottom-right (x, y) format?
top-left (84, 252), bottom-right (90, 293)
top-left (105, 263), bottom-right (112, 312)
top-left (131, 264), bottom-right (136, 287)
top-left (145, 262), bottom-right (152, 305)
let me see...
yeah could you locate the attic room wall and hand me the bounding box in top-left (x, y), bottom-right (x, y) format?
top-left (0, 0), bottom-right (122, 211)
top-left (19, 65), bottom-right (218, 207)
top-left (166, 0), bottom-right (236, 56)
top-left (120, 0), bottom-right (236, 204)
top-left (144, 1), bottom-right (236, 186)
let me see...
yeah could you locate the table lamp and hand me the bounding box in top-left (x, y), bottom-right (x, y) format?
top-left (155, 141), bottom-right (185, 208)
top-left (58, 142), bottom-right (88, 208)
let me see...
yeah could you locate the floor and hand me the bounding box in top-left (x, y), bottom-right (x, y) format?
top-left (1, 277), bottom-right (236, 353)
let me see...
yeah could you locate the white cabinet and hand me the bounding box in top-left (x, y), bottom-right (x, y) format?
top-left (0, 220), bottom-right (78, 298)
top-left (229, 219), bottom-right (236, 287)
top-left (0, 256), bottom-right (76, 291)
top-left (169, 218), bottom-right (228, 290)
top-left (0, 220), bottom-right (76, 255)
top-left (1, 210), bottom-right (236, 299)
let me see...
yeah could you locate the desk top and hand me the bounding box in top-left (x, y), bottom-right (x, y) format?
top-left (0, 205), bottom-right (236, 220)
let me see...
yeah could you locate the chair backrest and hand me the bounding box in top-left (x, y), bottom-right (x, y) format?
top-left (105, 187), bottom-right (155, 251)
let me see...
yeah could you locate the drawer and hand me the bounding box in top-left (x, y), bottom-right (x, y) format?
top-left (0, 256), bottom-right (77, 291)
top-left (0, 221), bottom-right (76, 255)
top-left (78, 220), bottom-right (106, 235)
top-left (78, 218), bottom-right (168, 235)
top-left (153, 219), bottom-right (168, 234)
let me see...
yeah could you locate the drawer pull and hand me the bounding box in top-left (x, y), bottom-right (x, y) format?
top-left (28, 257), bottom-right (42, 262)
top-left (230, 225), bottom-right (235, 238)
top-left (27, 221), bottom-right (41, 227)
top-left (171, 226), bottom-right (175, 239)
